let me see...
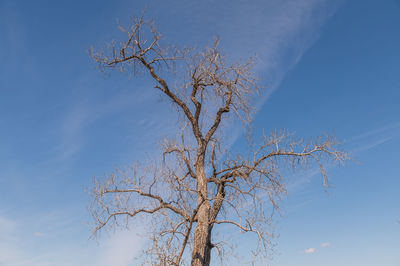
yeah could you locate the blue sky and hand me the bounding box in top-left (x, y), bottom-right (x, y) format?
top-left (0, 0), bottom-right (399, 265)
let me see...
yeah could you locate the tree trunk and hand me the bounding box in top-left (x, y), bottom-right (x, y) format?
top-left (191, 153), bottom-right (213, 266)
top-left (191, 203), bottom-right (212, 266)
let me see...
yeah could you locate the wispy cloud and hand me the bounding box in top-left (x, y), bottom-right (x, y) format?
top-left (0, 215), bottom-right (43, 266)
top-left (0, 216), bottom-right (20, 265)
top-left (97, 229), bottom-right (143, 266)
top-left (0, 211), bottom-right (142, 266)
top-left (33, 232), bottom-right (44, 237)
top-left (347, 122), bottom-right (400, 142)
top-left (249, 0), bottom-right (344, 107)
top-left (287, 121), bottom-right (400, 195)
top-left (351, 135), bottom-right (393, 154)
top-left (303, 247), bottom-right (316, 254)
top-left (321, 242), bottom-right (331, 247)
top-left (52, 84), bottom-right (156, 162)
top-left (213, 0), bottom-right (345, 145)
top-left (0, 2), bottom-right (33, 75)
top-left (302, 242), bottom-right (330, 254)
top-left (348, 121), bottom-right (400, 154)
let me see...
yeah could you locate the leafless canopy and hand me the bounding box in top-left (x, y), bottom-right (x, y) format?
top-left (89, 15), bottom-right (348, 266)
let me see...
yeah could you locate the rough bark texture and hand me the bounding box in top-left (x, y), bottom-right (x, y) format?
top-left (89, 15), bottom-right (348, 265)
top-left (191, 153), bottom-right (213, 266)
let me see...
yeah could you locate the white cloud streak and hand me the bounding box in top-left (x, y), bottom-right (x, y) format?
top-left (33, 232), bottom-right (44, 237)
top-left (347, 121), bottom-right (400, 142)
top-left (0, 212), bottom-right (145, 266)
top-left (321, 242), bottom-right (331, 247)
top-left (246, 0), bottom-right (344, 107)
top-left (204, 0), bottom-right (345, 145)
top-left (97, 229), bottom-right (143, 266)
top-left (302, 242), bottom-right (329, 254)
top-left (0, 215), bottom-right (49, 266)
top-left (286, 120), bottom-right (400, 195)
top-left (303, 247), bottom-right (316, 253)
top-left (0, 216), bottom-right (20, 266)
top-left (348, 121), bottom-right (400, 154)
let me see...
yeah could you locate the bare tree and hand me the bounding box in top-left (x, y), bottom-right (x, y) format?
top-left (89, 15), bottom-right (348, 266)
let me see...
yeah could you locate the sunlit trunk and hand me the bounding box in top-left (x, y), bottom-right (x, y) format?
top-left (191, 152), bottom-right (213, 266)
top-left (191, 203), bottom-right (212, 266)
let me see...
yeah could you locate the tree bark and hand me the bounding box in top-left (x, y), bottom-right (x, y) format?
top-left (191, 151), bottom-right (213, 266)
top-left (191, 202), bottom-right (212, 266)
